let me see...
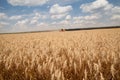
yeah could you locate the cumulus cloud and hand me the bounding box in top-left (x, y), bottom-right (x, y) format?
top-left (30, 19), bottom-right (38, 24)
top-left (111, 15), bottom-right (120, 20)
top-left (7, 0), bottom-right (79, 6)
top-left (50, 4), bottom-right (72, 19)
top-left (110, 6), bottom-right (120, 20)
top-left (36, 22), bottom-right (48, 27)
top-left (7, 0), bottom-right (49, 6)
top-left (80, 0), bottom-right (113, 13)
top-left (79, 0), bottom-right (120, 26)
top-left (51, 13), bottom-right (68, 20)
top-left (11, 11), bottom-right (49, 32)
top-left (0, 22), bottom-right (9, 28)
top-left (111, 6), bottom-right (120, 14)
top-left (80, 0), bottom-right (120, 17)
top-left (15, 19), bottom-right (29, 26)
top-left (33, 12), bottom-right (47, 20)
top-left (12, 19), bottom-right (30, 32)
top-left (73, 14), bottom-right (101, 20)
top-left (49, 0), bottom-right (79, 5)
top-left (10, 15), bottom-right (23, 20)
top-left (30, 12), bottom-right (47, 24)
top-left (104, 6), bottom-right (120, 21)
top-left (13, 20), bottom-right (50, 32)
top-left (59, 20), bottom-right (70, 24)
top-left (65, 15), bottom-right (71, 20)
top-left (1, 0), bottom-right (119, 33)
top-left (0, 13), bottom-right (8, 19)
top-left (10, 12), bottom-right (48, 26)
top-left (50, 4), bottom-right (72, 14)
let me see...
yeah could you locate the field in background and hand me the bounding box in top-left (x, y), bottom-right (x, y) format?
top-left (0, 28), bottom-right (120, 80)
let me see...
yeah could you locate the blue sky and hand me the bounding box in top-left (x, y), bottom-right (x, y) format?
top-left (0, 0), bottom-right (120, 33)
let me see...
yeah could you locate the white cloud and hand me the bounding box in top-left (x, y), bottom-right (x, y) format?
top-left (0, 22), bottom-right (9, 28)
top-left (80, 0), bottom-right (120, 17)
top-left (73, 14), bottom-right (101, 20)
top-left (0, 13), bottom-right (7, 19)
top-left (50, 4), bottom-right (72, 14)
top-left (110, 7), bottom-right (120, 20)
top-left (12, 19), bottom-right (29, 32)
top-left (50, 19), bottom-right (102, 29)
top-left (30, 13), bottom-right (42, 24)
top-left (7, 0), bottom-right (80, 7)
top-left (30, 19), bottom-right (38, 24)
top-left (73, 20), bottom-right (96, 26)
top-left (104, 4), bottom-right (113, 10)
top-left (37, 22), bottom-right (48, 27)
top-left (50, 4), bottom-right (72, 19)
top-left (7, 0), bottom-right (49, 6)
top-left (72, 13), bottom-right (103, 28)
top-left (1, 0), bottom-right (119, 33)
top-left (51, 13), bottom-right (67, 19)
top-left (13, 20), bottom-right (50, 32)
top-left (111, 6), bottom-right (120, 14)
top-left (49, 0), bottom-right (79, 5)
top-left (59, 20), bottom-right (70, 24)
top-left (80, 0), bottom-right (113, 13)
top-left (10, 15), bottom-right (22, 20)
top-left (66, 15), bottom-right (71, 20)
top-left (33, 12), bottom-right (47, 20)
top-left (30, 12), bottom-right (47, 24)
top-left (15, 19), bottom-right (29, 26)
top-left (11, 11), bottom-right (49, 32)
top-left (51, 22), bottom-right (57, 25)
top-left (79, 0), bottom-right (120, 26)
top-left (111, 15), bottom-right (120, 20)
top-left (11, 11), bottom-right (48, 28)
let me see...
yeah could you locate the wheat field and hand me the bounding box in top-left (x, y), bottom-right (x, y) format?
top-left (0, 28), bottom-right (120, 80)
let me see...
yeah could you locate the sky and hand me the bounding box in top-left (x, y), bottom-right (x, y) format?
top-left (0, 0), bottom-right (120, 33)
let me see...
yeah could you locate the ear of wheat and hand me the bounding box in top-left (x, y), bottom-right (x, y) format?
top-left (0, 29), bottom-right (120, 80)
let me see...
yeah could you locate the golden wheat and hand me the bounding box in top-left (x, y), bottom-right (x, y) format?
top-left (0, 28), bottom-right (120, 80)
